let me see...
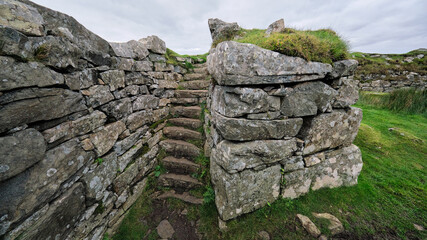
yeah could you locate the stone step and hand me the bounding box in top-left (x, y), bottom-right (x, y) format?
top-left (179, 80), bottom-right (211, 90)
top-left (161, 156), bottom-right (200, 174)
top-left (168, 118), bottom-right (202, 130)
top-left (171, 106), bottom-right (201, 119)
top-left (174, 90), bottom-right (208, 98)
top-left (158, 173), bottom-right (202, 190)
top-left (184, 73), bottom-right (205, 81)
top-left (194, 63), bottom-right (207, 68)
top-left (160, 139), bottom-right (200, 159)
top-left (170, 97), bottom-right (201, 106)
top-left (163, 126), bottom-right (202, 141)
top-left (157, 190), bottom-right (203, 205)
top-left (193, 67), bottom-right (208, 74)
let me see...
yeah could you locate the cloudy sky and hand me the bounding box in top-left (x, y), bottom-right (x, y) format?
top-left (31, 0), bottom-right (426, 55)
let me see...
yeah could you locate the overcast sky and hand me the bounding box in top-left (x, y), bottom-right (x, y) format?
top-left (31, 0), bottom-right (426, 55)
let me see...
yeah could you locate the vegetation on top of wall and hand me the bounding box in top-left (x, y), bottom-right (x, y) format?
top-left (212, 28), bottom-right (350, 64)
top-left (165, 48), bottom-right (208, 70)
top-left (351, 50), bottom-right (427, 80)
top-left (358, 89), bottom-right (427, 116)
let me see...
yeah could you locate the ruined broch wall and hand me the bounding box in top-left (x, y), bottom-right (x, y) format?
top-left (0, 0), bottom-right (190, 239)
top-left (205, 41), bottom-right (363, 221)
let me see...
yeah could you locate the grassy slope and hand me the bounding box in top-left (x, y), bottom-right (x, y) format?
top-left (112, 103), bottom-right (427, 240)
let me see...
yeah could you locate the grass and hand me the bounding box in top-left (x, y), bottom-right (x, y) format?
top-left (359, 89), bottom-right (427, 116)
top-left (165, 48), bottom-right (208, 70)
top-left (213, 28), bottom-right (349, 64)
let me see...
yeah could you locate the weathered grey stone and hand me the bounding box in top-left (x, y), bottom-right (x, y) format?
top-left (82, 85), bottom-right (115, 108)
top-left (163, 126), bottom-right (202, 141)
top-left (212, 85), bottom-right (280, 117)
top-left (30, 36), bottom-right (82, 70)
top-left (280, 81), bottom-right (337, 117)
top-left (138, 35), bottom-right (166, 54)
top-left (281, 168), bottom-right (313, 199)
top-left (0, 129), bottom-right (46, 181)
top-left (304, 152), bottom-right (325, 167)
top-left (132, 95), bottom-right (159, 111)
top-left (333, 77), bottom-right (359, 108)
top-left (265, 18), bottom-right (285, 36)
top-left (100, 70), bottom-right (125, 91)
top-left (0, 26), bottom-right (33, 60)
top-left (148, 53), bottom-right (166, 62)
top-left (116, 58), bottom-right (134, 71)
top-left (113, 85), bottom-right (140, 99)
top-left (99, 98), bottom-right (132, 121)
top-left (164, 72), bottom-right (183, 82)
top-left (158, 80), bottom-right (178, 89)
top-left (213, 139), bottom-right (297, 173)
top-left (113, 126), bottom-right (149, 156)
top-left (157, 220), bottom-right (175, 239)
top-left (153, 88), bottom-right (174, 98)
top-left (8, 183), bottom-right (86, 240)
top-left (329, 59), bottom-right (358, 79)
top-left (64, 69), bottom-right (97, 90)
top-left (312, 212), bottom-right (344, 235)
top-left (0, 139), bottom-right (94, 227)
top-left (211, 160), bottom-right (281, 221)
top-left (81, 152), bottom-right (118, 201)
top-left (0, 0), bottom-right (44, 36)
top-left (160, 139), bottom-right (200, 159)
top-left (126, 108), bottom-right (169, 131)
top-left (310, 144), bottom-right (363, 191)
top-left (296, 214), bottom-right (321, 238)
top-left (213, 112), bottom-right (302, 141)
top-left (280, 156), bottom-right (304, 173)
top-left (0, 88), bottom-right (86, 133)
top-left (89, 121), bottom-right (126, 156)
top-left (154, 62), bottom-right (174, 72)
top-left (207, 41), bottom-right (332, 86)
top-left (42, 110), bottom-right (107, 144)
top-left (299, 107), bottom-right (362, 155)
top-left (110, 40), bottom-right (149, 60)
top-left (246, 111), bottom-right (281, 120)
top-left (133, 60), bottom-right (153, 72)
top-left (0, 56), bottom-right (64, 91)
top-left (208, 18), bottom-right (241, 43)
top-left (125, 72), bottom-right (153, 85)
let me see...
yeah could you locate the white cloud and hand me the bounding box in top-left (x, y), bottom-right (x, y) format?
top-left (32, 0), bottom-right (426, 54)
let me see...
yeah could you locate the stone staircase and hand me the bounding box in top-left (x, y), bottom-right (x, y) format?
top-left (157, 62), bottom-right (210, 205)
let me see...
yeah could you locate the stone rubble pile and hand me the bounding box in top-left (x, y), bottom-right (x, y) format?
top-left (205, 39), bottom-right (363, 221)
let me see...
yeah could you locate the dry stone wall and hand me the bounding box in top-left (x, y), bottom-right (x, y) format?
top-left (206, 41), bottom-right (364, 221)
top-left (357, 72), bottom-right (427, 92)
top-left (0, 0), bottom-right (194, 239)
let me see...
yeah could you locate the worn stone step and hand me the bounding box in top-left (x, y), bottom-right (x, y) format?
top-left (194, 63), bottom-right (207, 68)
top-left (193, 67), bottom-right (208, 74)
top-left (158, 173), bottom-right (202, 190)
top-left (163, 126), bottom-right (202, 141)
top-left (184, 73), bottom-right (205, 81)
top-left (161, 156), bottom-right (200, 174)
top-left (168, 118), bottom-right (202, 130)
top-left (160, 139), bottom-right (200, 159)
top-left (157, 190), bottom-right (203, 205)
top-left (174, 90), bottom-right (208, 98)
top-left (171, 106), bottom-right (201, 119)
top-left (170, 98), bottom-right (201, 106)
top-left (179, 80), bottom-right (210, 90)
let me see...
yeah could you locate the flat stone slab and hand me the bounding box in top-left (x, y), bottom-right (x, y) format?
top-left (156, 220), bottom-right (175, 239)
top-left (207, 41), bottom-right (332, 86)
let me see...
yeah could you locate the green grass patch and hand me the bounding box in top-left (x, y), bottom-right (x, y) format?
top-left (213, 28), bottom-right (349, 64)
top-left (165, 48), bottom-right (208, 70)
top-left (197, 104), bottom-right (427, 239)
top-left (359, 89), bottom-right (427, 116)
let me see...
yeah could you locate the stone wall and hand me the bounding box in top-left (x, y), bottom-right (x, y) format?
top-left (206, 41), bottom-right (364, 221)
top-left (357, 72), bottom-right (427, 92)
top-left (0, 0), bottom-right (193, 239)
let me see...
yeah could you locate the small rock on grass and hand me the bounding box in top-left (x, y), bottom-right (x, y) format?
top-left (257, 230), bottom-right (270, 240)
top-left (413, 223), bottom-right (425, 231)
top-left (156, 220), bottom-right (175, 239)
top-left (312, 212), bottom-right (344, 235)
top-left (218, 217), bottom-right (228, 232)
top-left (318, 234), bottom-right (328, 240)
top-left (296, 214), bottom-right (321, 238)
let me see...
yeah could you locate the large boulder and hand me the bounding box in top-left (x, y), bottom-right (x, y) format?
top-left (0, 129), bottom-right (46, 181)
top-left (208, 18), bottom-right (241, 44)
top-left (265, 18), bottom-right (285, 36)
top-left (213, 112), bottom-right (302, 141)
top-left (110, 40), bottom-right (149, 60)
top-left (207, 41), bottom-right (332, 86)
top-left (329, 59), bottom-right (358, 79)
top-left (279, 81), bottom-right (338, 117)
top-left (138, 35), bottom-right (166, 54)
top-left (299, 107), bottom-right (362, 155)
top-left (212, 139), bottom-right (297, 173)
top-left (333, 77), bottom-right (359, 108)
top-left (211, 160), bottom-right (281, 221)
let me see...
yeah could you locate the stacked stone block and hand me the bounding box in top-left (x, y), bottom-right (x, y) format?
top-left (206, 41), bottom-right (363, 221)
top-left (0, 0), bottom-right (187, 239)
